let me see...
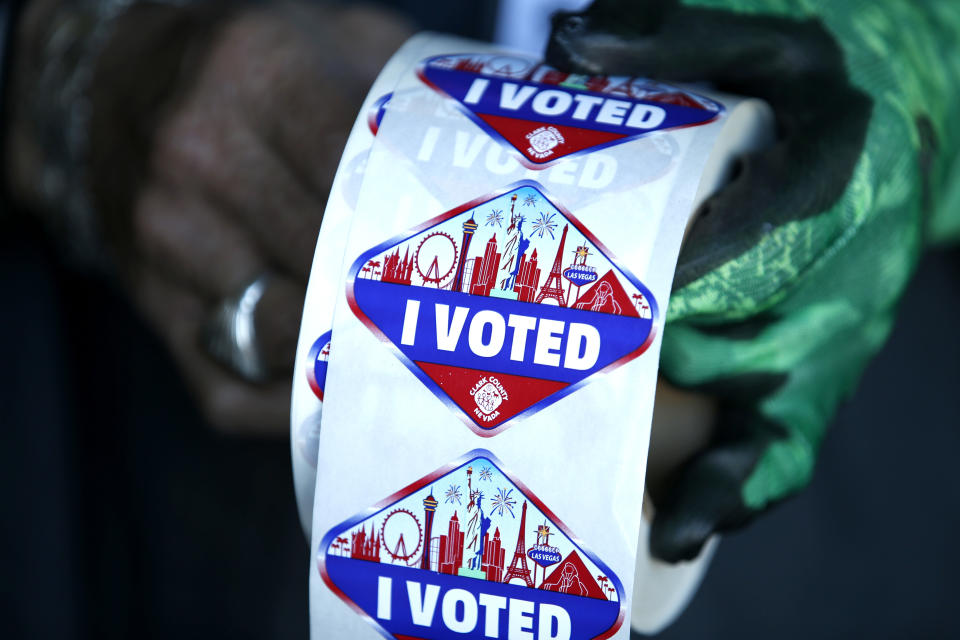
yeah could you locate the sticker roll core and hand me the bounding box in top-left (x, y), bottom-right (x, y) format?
top-left (291, 34), bottom-right (774, 638)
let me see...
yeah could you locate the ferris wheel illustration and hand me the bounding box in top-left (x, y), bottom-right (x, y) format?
top-left (380, 508), bottom-right (423, 564)
top-left (414, 231), bottom-right (458, 287)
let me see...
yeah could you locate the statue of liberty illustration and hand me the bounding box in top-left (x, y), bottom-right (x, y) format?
top-left (493, 193), bottom-right (529, 299)
top-left (469, 495), bottom-right (493, 572)
top-left (458, 466), bottom-right (485, 578)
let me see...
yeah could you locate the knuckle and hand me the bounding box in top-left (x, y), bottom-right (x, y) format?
top-left (152, 114), bottom-right (226, 185)
top-left (131, 190), bottom-right (170, 251)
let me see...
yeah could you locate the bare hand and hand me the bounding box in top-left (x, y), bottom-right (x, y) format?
top-left (86, 2), bottom-right (412, 434)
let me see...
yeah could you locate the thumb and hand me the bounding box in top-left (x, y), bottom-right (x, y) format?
top-left (547, 0), bottom-right (852, 87)
top-left (649, 406), bottom-right (785, 563)
top-left (546, 0), bottom-right (671, 76)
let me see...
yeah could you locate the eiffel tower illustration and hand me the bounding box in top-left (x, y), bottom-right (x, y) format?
top-left (534, 224), bottom-right (569, 306)
top-left (502, 500), bottom-right (534, 588)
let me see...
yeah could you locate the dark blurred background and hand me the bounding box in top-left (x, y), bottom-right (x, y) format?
top-left (3, 1), bottom-right (959, 638)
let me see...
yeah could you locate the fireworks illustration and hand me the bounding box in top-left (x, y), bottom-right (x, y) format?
top-left (491, 487), bottom-right (517, 518)
top-left (444, 484), bottom-right (462, 505)
top-left (522, 194), bottom-right (538, 207)
top-left (478, 467), bottom-right (493, 482)
top-left (486, 209), bottom-right (503, 227)
top-left (531, 212), bottom-right (558, 239)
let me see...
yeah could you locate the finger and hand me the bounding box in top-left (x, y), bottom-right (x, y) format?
top-left (674, 80), bottom-right (871, 288)
top-left (548, 3), bottom-right (846, 86)
top-left (256, 4), bottom-right (414, 196)
top-left (254, 275), bottom-right (306, 375)
top-left (649, 405), bottom-right (783, 562)
top-left (548, 3), bottom-right (876, 291)
top-left (245, 26), bottom-right (354, 200)
top-left (200, 7), bottom-right (356, 199)
top-left (132, 184), bottom-right (267, 300)
top-left (152, 106), bottom-right (323, 281)
top-left (133, 267), bottom-right (292, 435)
top-left (546, 0), bottom-right (665, 75)
top-left (648, 436), bottom-right (764, 562)
top-left (133, 186), bottom-right (305, 375)
top-left (333, 5), bottom-right (417, 83)
top-left (646, 378), bottom-right (717, 506)
top-left (265, 119), bottom-right (350, 213)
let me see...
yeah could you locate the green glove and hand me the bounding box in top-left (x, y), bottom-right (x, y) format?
top-left (548, 0), bottom-right (960, 562)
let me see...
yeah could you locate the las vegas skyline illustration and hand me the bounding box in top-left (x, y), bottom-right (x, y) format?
top-left (324, 455), bottom-right (619, 603)
top-left (355, 185), bottom-right (651, 320)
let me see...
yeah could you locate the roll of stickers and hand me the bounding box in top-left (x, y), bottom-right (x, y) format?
top-left (291, 34), bottom-right (773, 638)
top-left (289, 35), bottom-right (417, 538)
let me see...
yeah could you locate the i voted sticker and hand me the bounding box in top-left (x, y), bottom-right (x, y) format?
top-left (307, 331), bottom-right (332, 401)
top-left (318, 450), bottom-right (625, 639)
top-left (417, 54), bottom-right (722, 168)
top-left (347, 182), bottom-right (657, 435)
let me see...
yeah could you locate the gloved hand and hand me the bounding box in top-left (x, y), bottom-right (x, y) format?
top-left (548, 0), bottom-right (960, 562)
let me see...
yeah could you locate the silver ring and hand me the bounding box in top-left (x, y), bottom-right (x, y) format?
top-left (203, 274), bottom-right (271, 383)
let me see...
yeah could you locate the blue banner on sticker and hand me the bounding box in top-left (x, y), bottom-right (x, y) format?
top-left (347, 181), bottom-right (657, 436)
